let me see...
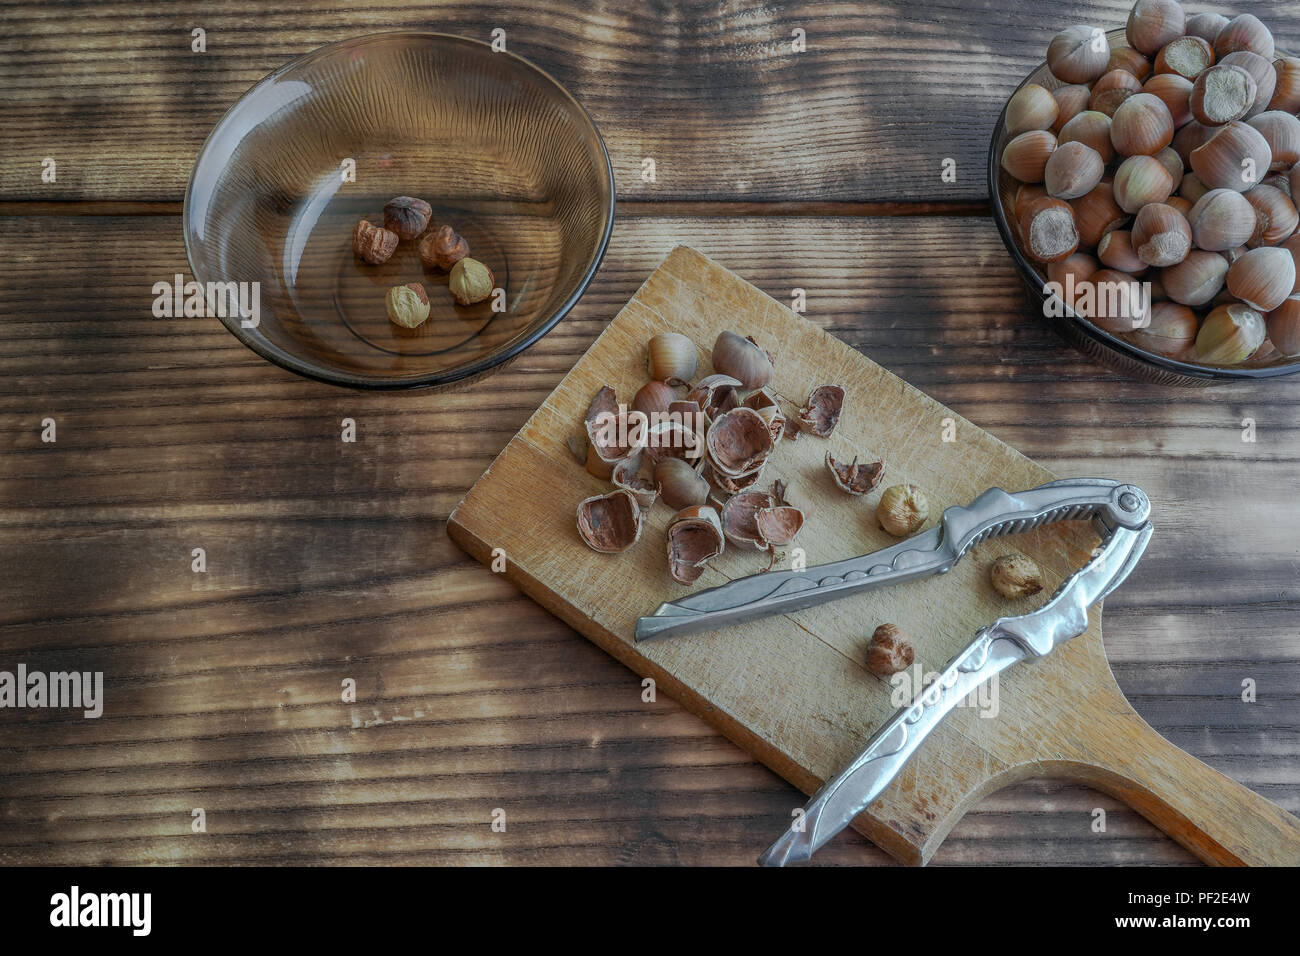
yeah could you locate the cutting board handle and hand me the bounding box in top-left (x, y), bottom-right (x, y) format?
top-left (1062, 703), bottom-right (1300, 866)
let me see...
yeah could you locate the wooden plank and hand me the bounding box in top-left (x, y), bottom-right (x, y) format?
top-left (1, 216), bottom-right (1297, 864)
top-left (6, 0), bottom-right (1299, 203)
top-left (447, 245), bottom-right (1300, 864)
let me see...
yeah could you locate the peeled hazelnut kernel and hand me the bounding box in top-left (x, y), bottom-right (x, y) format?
top-left (418, 224), bottom-right (470, 271)
top-left (1047, 25), bottom-right (1111, 85)
top-left (1126, 0), bottom-right (1184, 57)
top-left (382, 196), bottom-right (432, 240)
top-left (352, 219), bottom-right (399, 265)
top-left (866, 624), bottom-right (914, 677)
top-left (385, 282), bottom-right (431, 329)
top-left (990, 553), bottom-right (1045, 599)
top-left (448, 257), bottom-right (495, 305)
top-left (1001, 130), bottom-right (1058, 183)
top-left (877, 484), bottom-right (928, 538)
top-left (1197, 303), bottom-right (1267, 364)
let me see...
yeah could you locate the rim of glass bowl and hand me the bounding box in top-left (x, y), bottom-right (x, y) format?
top-left (987, 30), bottom-right (1300, 383)
top-left (183, 31), bottom-right (616, 390)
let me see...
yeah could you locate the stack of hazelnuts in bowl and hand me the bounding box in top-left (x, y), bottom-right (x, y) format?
top-left (352, 196), bottom-right (496, 330)
top-left (1000, 0), bottom-right (1300, 367)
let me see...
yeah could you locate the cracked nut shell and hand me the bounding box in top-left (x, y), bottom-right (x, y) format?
top-left (666, 505), bottom-right (725, 584)
top-left (797, 384), bottom-right (845, 437)
top-left (576, 489), bottom-right (644, 554)
top-left (825, 451), bottom-right (885, 496)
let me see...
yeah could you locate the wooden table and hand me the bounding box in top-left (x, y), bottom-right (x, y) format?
top-left (1, 0), bottom-right (1296, 866)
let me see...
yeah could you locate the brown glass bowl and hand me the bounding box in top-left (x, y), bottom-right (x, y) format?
top-left (184, 32), bottom-right (614, 389)
top-left (989, 28), bottom-right (1300, 386)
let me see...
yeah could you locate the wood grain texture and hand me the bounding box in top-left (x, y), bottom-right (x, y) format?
top-left (6, 0), bottom-right (1299, 203)
top-left (446, 245), bottom-right (1300, 865)
top-left (0, 213), bottom-right (1296, 865)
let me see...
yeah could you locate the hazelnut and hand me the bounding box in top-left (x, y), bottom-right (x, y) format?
top-left (1185, 12), bottom-right (1229, 45)
top-left (1059, 110), bottom-right (1115, 164)
top-left (877, 484), bottom-right (928, 538)
top-left (1006, 84), bottom-right (1059, 137)
top-left (419, 224), bottom-right (470, 271)
top-left (866, 624), bottom-right (914, 677)
top-left (1044, 141), bottom-right (1104, 200)
top-left (1110, 93), bottom-right (1174, 157)
top-left (1197, 303), bottom-right (1266, 364)
top-left (1128, 300), bottom-right (1199, 357)
top-left (352, 219), bottom-right (399, 265)
top-left (382, 196), bottom-right (432, 240)
top-left (1113, 154), bottom-right (1174, 213)
top-left (1001, 130), bottom-right (1058, 184)
top-left (1052, 85), bottom-right (1092, 133)
top-left (1162, 250), bottom-right (1228, 306)
top-left (448, 257), bottom-right (495, 305)
top-left (1126, 0), bottom-right (1185, 57)
top-left (1190, 122), bottom-right (1271, 193)
top-left (1189, 64), bottom-right (1257, 126)
top-left (385, 282), bottom-right (431, 328)
top-left (990, 553), bottom-right (1045, 599)
top-left (1017, 196), bottom-right (1080, 263)
top-left (1090, 69), bottom-right (1143, 116)
top-left (1131, 202), bottom-right (1191, 268)
top-left (1047, 25), bottom-right (1111, 85)
top-left (1153, 35), bottom-right (1214, 81)
top-left (1214, 14), bottom-right (1274, 61)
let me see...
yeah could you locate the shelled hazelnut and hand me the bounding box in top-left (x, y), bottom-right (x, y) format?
top-left (1002, 0), bottom-right (1300, 367)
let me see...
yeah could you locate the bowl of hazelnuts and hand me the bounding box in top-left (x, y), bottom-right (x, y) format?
top-left (185, 32), bottom-right (614, 389)
top-left (989, 1), bottom-right (1300, 384)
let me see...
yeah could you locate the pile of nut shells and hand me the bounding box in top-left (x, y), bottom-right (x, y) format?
top-left (572, 330), bottom-right (936, 586)
top-left (1002, 1), bottom-right (1300, 365)
top-left (351, 196), bottom-right (495, 329)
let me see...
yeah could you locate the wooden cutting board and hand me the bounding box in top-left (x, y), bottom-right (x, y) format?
top-left (448, 246), bottom-right (1300, 866)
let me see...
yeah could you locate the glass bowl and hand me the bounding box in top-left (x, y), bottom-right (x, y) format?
top-left (988, 28), bottom-right (1300, 386)
top-left (184, 32), bottom-right (614, 389)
